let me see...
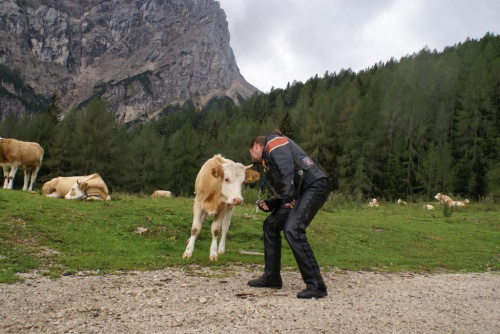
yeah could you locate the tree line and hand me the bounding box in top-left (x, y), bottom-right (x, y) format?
top-left (1, 33), bottom-right (499, 202)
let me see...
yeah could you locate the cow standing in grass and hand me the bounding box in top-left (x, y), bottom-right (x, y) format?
top-left (435, 193), bottom-right (454, 207)
top-left (183, 154), bottom-right (259, 261)
top-left (0, 137), bottom-right (44, 191)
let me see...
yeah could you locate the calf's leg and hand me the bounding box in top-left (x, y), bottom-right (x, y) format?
top-left (6, 165), bottom-right (18, 189)
top-left (45, 192), bottom-right (62, 198)
top-left (183, 202), bottom-right (207, 259)
top-left (209, 207), bottom-right (226, 261)
top-left (23, 169), bottom-right (31, 191)
top-left (27, 166), bottom-right (40, 191)
top-left (218, 204), bottom-right (233, 255)
top-left (2, 165), bottom-right (9, 188)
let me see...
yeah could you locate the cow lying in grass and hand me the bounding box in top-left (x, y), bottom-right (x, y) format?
top-left (453, 199), bottom-right (470, 207)
top-left (183, 154), bottom-right (259, 261)
top-left (42, 174), bottom-right (111, 201)
top-left (151, 190), bottom-right (172, 198)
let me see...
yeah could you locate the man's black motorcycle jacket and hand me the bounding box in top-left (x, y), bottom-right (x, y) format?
top-left (260, 133), bottom-right (327, 210)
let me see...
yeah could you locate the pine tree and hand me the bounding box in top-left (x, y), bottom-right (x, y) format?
top-left (45, 93), bottom-right (62, 123)
top-left (122, 124), bottom-right (167, 193)
top-left (165, 122), bottom-right (201, 196)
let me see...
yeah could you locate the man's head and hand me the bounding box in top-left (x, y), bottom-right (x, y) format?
top-left (249, 135), bottom-right (265, 163)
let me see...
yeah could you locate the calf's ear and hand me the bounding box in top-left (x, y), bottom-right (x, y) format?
top-left (211, 165), bottom-right (224, 179)
top-left (244, 169), bottom-right (260, 183)
top-left (80, 182), bottom-right (89, 190)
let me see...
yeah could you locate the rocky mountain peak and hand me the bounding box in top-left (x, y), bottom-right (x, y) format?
top-left (0, 0), bottom-right (258, 123)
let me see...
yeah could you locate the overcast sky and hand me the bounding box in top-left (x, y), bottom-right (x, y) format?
top-left (217, 0), bottom-right (500, 93)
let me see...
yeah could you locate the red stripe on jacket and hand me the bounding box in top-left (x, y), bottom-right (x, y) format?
top-left (266, 137), bottom-right (289, 154)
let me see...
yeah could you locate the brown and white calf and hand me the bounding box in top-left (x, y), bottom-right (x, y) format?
top-left (183, 154), bottom-right (259, 261)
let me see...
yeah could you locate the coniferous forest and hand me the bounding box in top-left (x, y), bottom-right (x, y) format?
top-left (1, 34), bottom-right (500, 202)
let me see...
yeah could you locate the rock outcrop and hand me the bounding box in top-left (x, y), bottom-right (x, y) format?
top-left (0, 0), bottom-right (258, 124)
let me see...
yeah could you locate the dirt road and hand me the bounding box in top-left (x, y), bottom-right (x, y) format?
top-left (1, 266), bottom-right (499, 333)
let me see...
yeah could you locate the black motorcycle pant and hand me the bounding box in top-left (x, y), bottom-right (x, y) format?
top-left (262, 177), bottom-right (329, 290)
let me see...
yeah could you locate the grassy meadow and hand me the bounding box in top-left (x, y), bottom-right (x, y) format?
top-left (1, 188), bottom-right (499, 283)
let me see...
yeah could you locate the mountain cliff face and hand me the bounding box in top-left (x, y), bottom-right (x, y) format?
top-left (0, 0), bottom-right (258, 123)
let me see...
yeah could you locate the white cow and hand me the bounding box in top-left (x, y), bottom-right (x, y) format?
top-left (183, 154), bottom-right (259, 261)
top-left (368, 198), bottom-right (379, 207)
top-left (151, 190), bottom-right (172, 198)
top-left (397, 199), bottom-right (407, 205)
top-left (424, 204), bottom-right (435, 210)
top-left (453, 199), bottom-right (470, 207)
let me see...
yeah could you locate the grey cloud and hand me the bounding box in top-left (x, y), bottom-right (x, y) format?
top-left (218, 0), bottom-right (500, 92)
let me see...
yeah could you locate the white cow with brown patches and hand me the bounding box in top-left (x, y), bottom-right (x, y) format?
top-left (183, 154), bottom-right (260, 261)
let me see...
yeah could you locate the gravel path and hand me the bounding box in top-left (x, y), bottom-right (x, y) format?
top-left (1, 266), bottom-right (499, 333)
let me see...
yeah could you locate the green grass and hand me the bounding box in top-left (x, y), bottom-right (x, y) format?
top-left (0, 189), bottom-right (499, 283)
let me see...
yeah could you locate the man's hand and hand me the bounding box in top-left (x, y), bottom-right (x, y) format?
top-left (284, 199), bottom-right (296, 209)
top-left (257, 200), bottom-right (271, 212)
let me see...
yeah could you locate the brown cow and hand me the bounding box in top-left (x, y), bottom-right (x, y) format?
top-left (183, 154), bottom-right (260, 261)
top-left (0, 137), bottom-right (44, 191)
top-left (42, 174), bottom-right (110, 200)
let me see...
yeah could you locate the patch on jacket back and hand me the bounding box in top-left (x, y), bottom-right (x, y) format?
top-left (266, 137), bottom-right (289, 154)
